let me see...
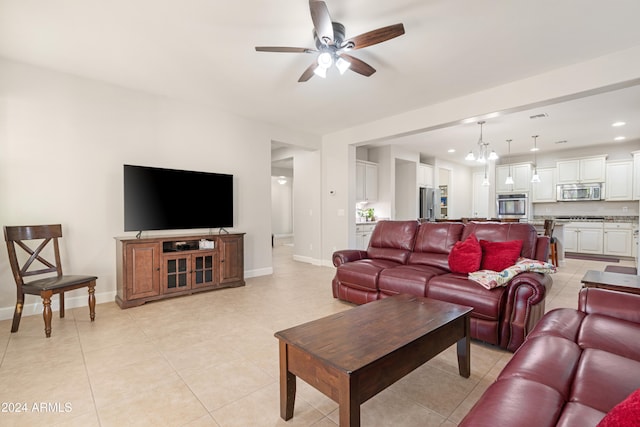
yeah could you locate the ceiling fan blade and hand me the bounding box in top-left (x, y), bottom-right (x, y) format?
top-left (255, 46), bottom-right (316, 53)
top-left (298, 62), bottom-right (317, 82)
top-left (339, 54), bottom-right (376, 77)
top-left (309, 0), bottom-right (334, 45)
top-left (343, 23), bottom-right (405, 50)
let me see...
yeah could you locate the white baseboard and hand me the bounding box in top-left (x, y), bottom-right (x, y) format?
top-left (245, 267), bottom-right (273, 278)
top-left (293, 255), bottom-right (323, 266)
top-left (0, 290), bottom-right (116, 322)
top-left (321, 259), bottom-right (335, 268)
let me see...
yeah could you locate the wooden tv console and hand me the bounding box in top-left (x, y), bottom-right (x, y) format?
top-left (115, 232), bottom-right (244, 308)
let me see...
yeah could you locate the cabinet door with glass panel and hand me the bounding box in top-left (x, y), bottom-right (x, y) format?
top-left (162, 251), bottom-right (218, 293)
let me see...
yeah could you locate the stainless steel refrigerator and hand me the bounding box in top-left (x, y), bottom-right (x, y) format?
top-left (419, 187), bottom-right (440, 221)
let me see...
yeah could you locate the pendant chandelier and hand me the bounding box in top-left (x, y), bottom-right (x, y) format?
top-left (505, 139), bottom-right (514, 185)
top-left (531, 135), bottom-right (541, 183)
top-left (481, 162), bottom-right (490, 186)
top-left (465, 121), bottom-right (499, 163)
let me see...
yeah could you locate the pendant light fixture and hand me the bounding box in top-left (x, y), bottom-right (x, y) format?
top-left (465, 121), bottom-right (498, 163)
top-left (531, 135), bottom-right (541, 183)
top-left (482, 162), bottom-right (490, 186)
top-left (504, 139), bottom-right (514, 185)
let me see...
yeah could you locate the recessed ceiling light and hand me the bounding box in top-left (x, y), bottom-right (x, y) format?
top-left (612, 121), bottom-right (626, 127)
top-left (447, 149), bottom-right (456, 153)
top-left (614, 136), bottom-right (626, 141)
top-left (554, 140), bottom-right (568, 144)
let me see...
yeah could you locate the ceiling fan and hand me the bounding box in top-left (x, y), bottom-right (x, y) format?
top-left (255, 0), bottom-right (405, 82)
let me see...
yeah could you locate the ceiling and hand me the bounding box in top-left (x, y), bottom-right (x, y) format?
top-left (2, 0), bottom-right (640, 159)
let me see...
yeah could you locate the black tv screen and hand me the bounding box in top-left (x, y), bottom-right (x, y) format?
top-left (124, 164), bottom-right (233, 232)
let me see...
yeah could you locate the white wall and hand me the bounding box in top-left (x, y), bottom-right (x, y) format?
top-left (271, 177), bottom-right (292, 236)
top-left (0, 58), bottom-right (318, 319)
top-left (395, 159), bottom-right (417, 220)
top-left (293, 150), bottom-right (322, 265)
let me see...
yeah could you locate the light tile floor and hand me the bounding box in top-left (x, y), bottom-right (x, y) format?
top-left (0, 241), bottom-right (634, 426)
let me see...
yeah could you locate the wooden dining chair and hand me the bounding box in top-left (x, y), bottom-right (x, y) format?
top-left (3, 224), bottom-right (97, 337)
top-left (544, 219), bottom-right (559, 267)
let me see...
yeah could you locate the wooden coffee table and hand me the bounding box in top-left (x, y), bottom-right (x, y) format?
top-left (581, 269), bottom-right (640, 295)
top-left (274, 294), bottom-right (473, 426)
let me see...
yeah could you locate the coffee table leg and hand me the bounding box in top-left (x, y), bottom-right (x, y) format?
top-left (338, 375), bottom-right (360, 427)
top-left (456, 315), bottom-right (471, 378)
top-left (279, 341), bottom-right (296, 420)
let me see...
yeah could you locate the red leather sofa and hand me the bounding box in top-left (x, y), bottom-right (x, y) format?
top-left (332, 220), bottom-right (552, 351)
top-left (460, 287), bottom-right (640, 426)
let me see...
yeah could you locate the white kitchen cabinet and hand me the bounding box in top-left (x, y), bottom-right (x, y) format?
top-left (531, 167), bottom-right (557, 203)
top-left (556, 156), bottom-right (606, 184)
top-left (564, 222), bottom-right (603, 254)
top-left (355, 223), bottom-right (376, 250)
top-left (495, 163), bottom-right (531, 193)
top-left (605, 160), bottom-right (633, 201)
top-left (633, 151), bottom-right (640, 200)
top-left (356, 161), bottom-right (378, 202)
top-left (603, 223), bottom-right (633, 257)
top-left (418, 163), bottom-right (434, 187)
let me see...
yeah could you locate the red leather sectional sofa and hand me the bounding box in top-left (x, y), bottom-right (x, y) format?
top-left (460, 288), bottom-right (640, 426)
top-left (332, 220), bottom-right (552, 351)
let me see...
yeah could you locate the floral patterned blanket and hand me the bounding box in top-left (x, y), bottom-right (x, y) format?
top-left (468, 257), bottom-right (556, 289)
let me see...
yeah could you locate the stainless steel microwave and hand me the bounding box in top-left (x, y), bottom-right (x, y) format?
top-left (497, 193), bottom-right (528, 219)
top-left (556, 183), bottom-right (603, 201)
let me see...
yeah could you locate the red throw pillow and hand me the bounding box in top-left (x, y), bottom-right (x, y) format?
top-left (598, 388), bottom-right (640, 427)
top-left (479, 239), bottom-right (523, 271)
top-left (448, 233), bottom-right (482, 274)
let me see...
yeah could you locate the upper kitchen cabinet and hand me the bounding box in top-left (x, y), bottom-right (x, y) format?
top-left (418, 163), bottom-right (434, 188)
top-left (356, 160), bottom-right (378, 202)
top-left (531, 167), bottom-right (557, 203)
top-left (605, 159), bottom-right (633, 201)
top-left (495, 163), bottom-right (531, 193)
top-left (633, 151), bottom-right (640, 200)
top-left (556, 156), bottom-right (606, 184)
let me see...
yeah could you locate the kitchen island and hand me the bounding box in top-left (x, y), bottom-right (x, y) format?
top-left (532, 216), bottom-right (639, 264)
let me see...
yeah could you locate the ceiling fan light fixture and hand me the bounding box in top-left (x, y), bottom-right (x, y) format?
top-left (313, 65), bottom-right (327, 78)
top-left (336, 56), bottom-right (351, 74)
top-left (317, 51), bottom-right (333, 69)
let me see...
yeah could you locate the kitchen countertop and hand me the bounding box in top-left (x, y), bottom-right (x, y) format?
top-left (531, 216), bottom-right (639, 225)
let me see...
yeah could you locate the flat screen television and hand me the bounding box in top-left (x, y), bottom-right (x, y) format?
top-left (124, 164), bottom-right (233, 232)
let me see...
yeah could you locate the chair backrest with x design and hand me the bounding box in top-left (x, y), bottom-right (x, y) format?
top-left (5, 224), bottom-right (65, 287)
top-left (4, 224), bottom-right (97, 337)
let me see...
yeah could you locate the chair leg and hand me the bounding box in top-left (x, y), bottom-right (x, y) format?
top-left (11, 292), bottom-right (24, 333)
top-left (59, 292), bottom-right (65, 318)
top-left (41, 290), bottom-right (54, 338)
top-left (88, 282), bottom-right (96, 322)
top-left (550, 243), bottom-right (559, 267)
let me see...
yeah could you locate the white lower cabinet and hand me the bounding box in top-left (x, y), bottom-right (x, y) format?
top-left (564, 222), bottom-right (603, 254)
top-left (356, 223), bottom-right (376, 250)
top-left (564, 222), bottom-right (633, 257)
top-left (603, 223), bottom-right (633, 257)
